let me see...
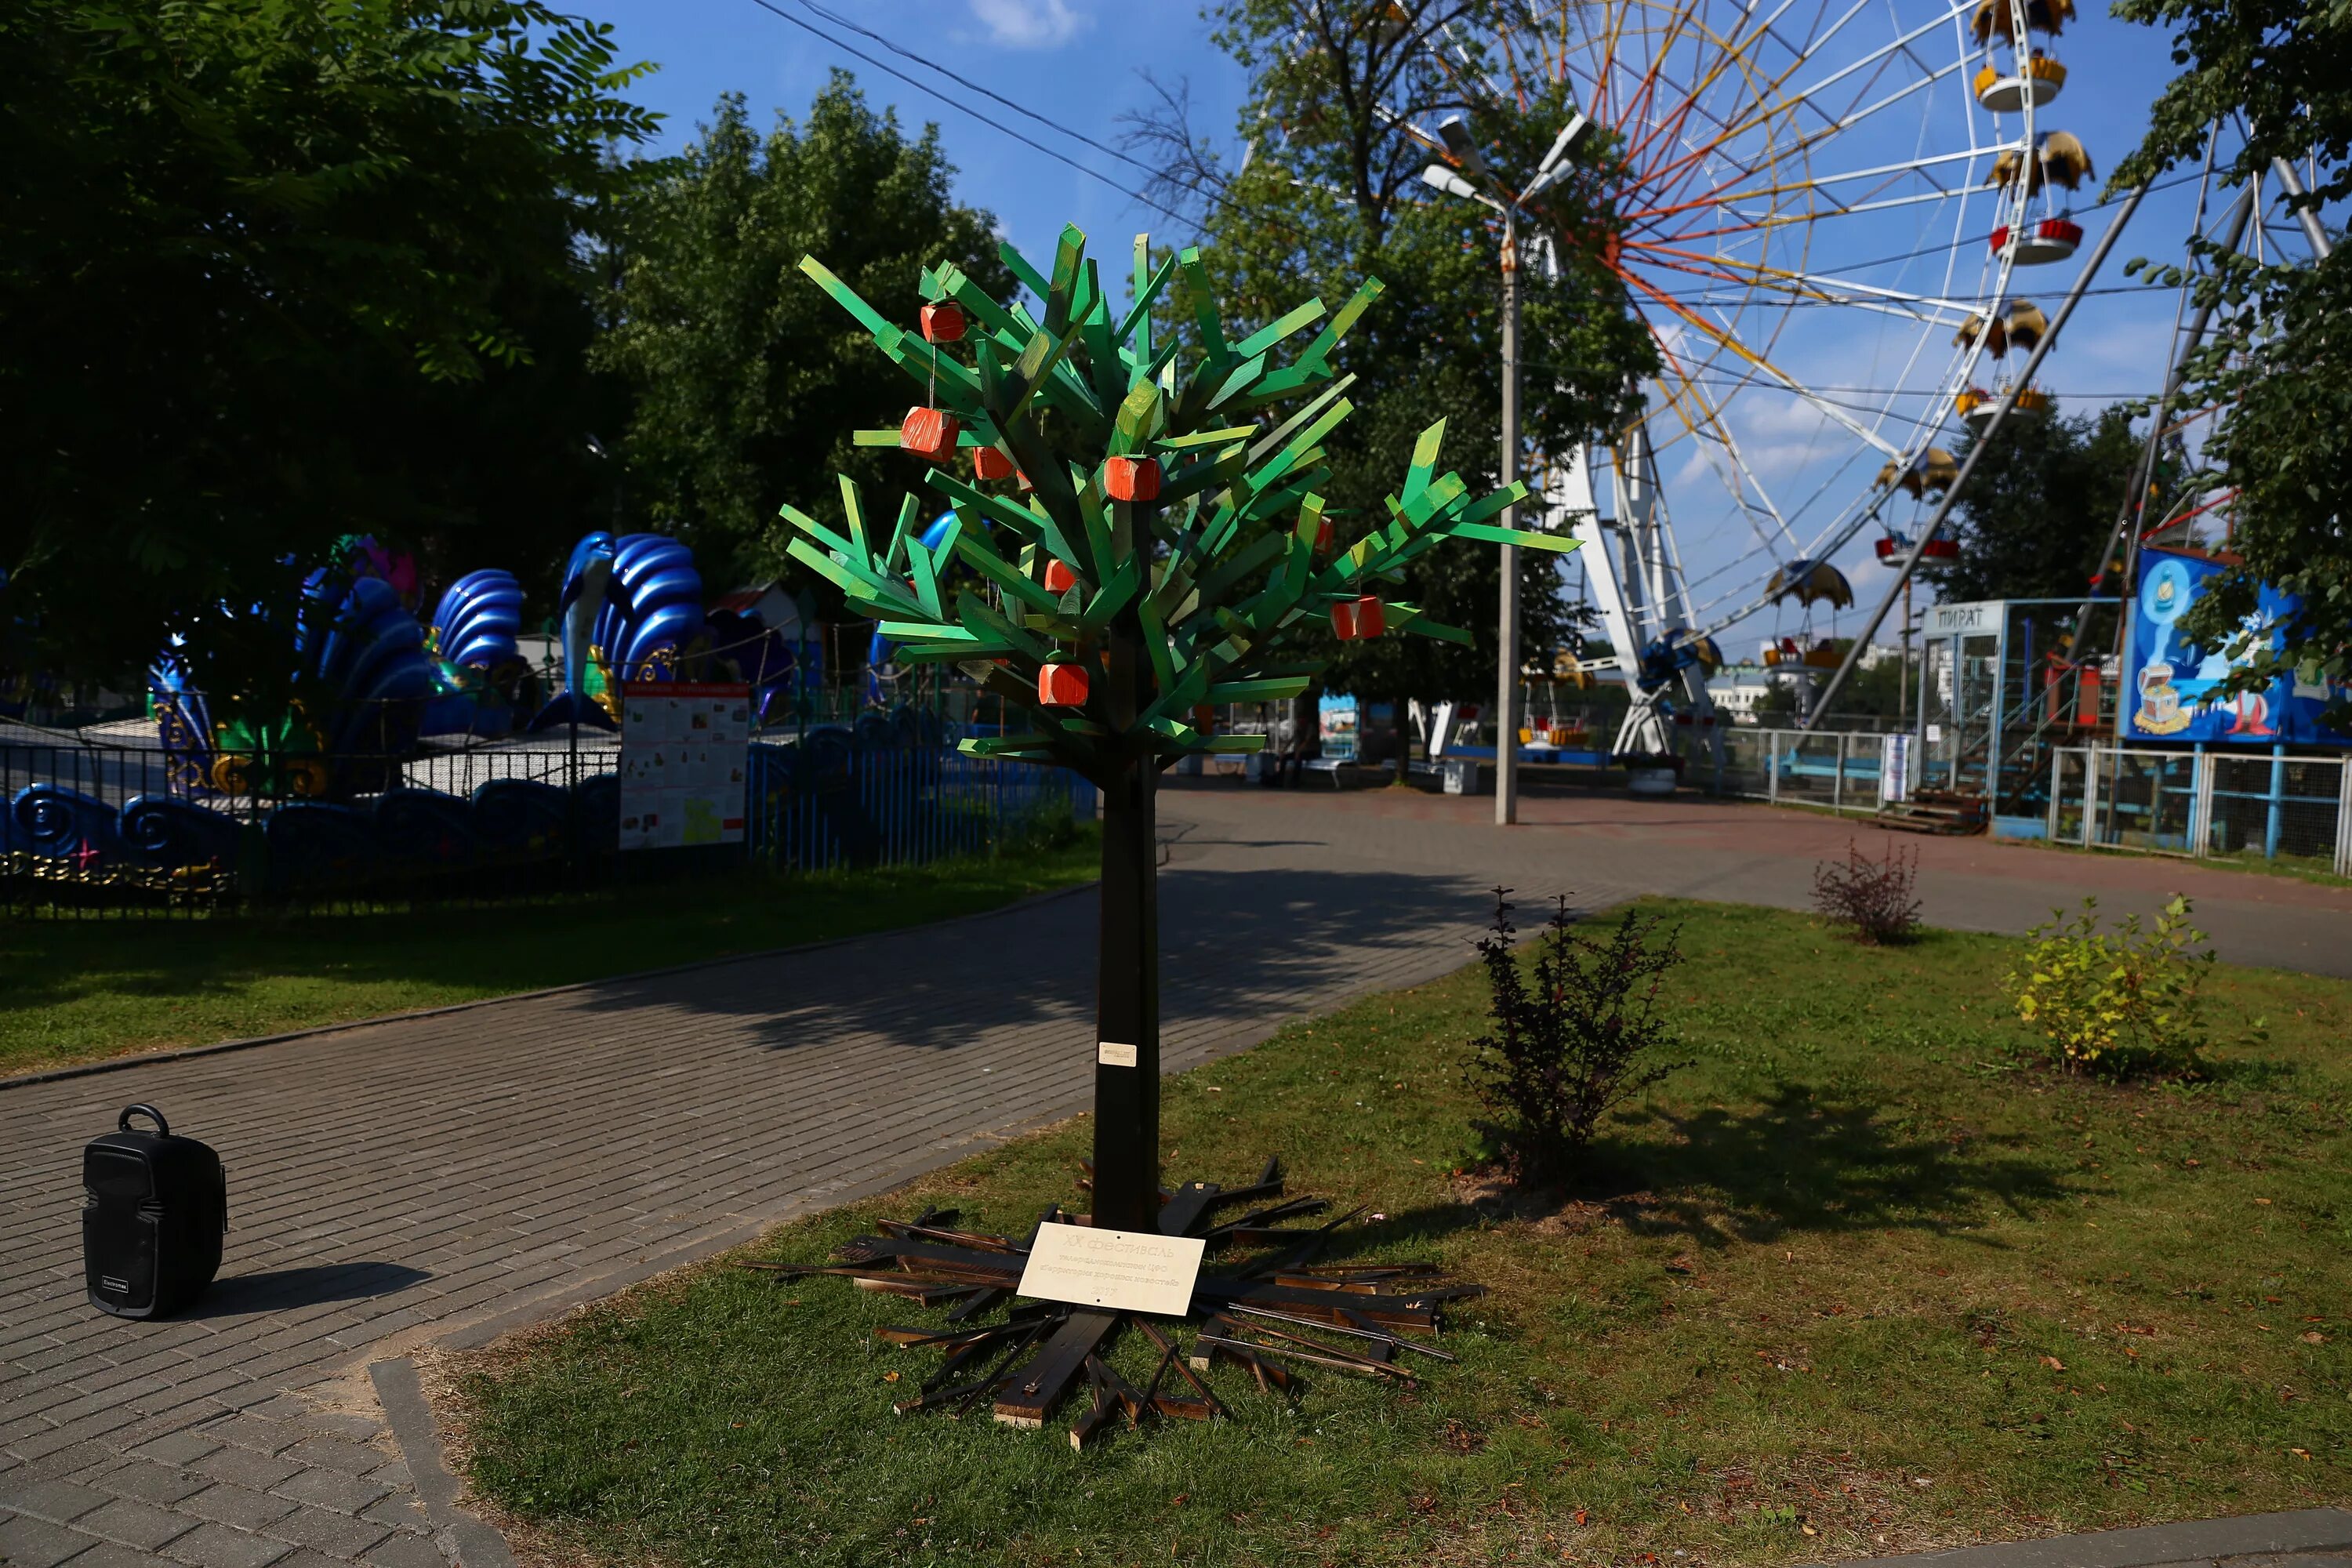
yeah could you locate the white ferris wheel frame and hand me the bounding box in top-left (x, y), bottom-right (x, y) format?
top-left (1425, 0), bottom-right (2092, 742)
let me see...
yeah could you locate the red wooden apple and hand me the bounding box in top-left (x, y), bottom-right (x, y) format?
top-left (1038, 662), bottom-right (1090, 707)
top-left (974, 445), bottom-right (1015, 481)
top-left (1044, 560), bottom-right (1078, 594)
top-left (1102, 455), bottom-right (1161, 502)
top-left (1352, 596), bottom-right (1386, 637)
top-left (1330, 601), bottom-right (1358, 640)
top-left (919, 302), bottom-right (966, 343)
top-left (899, 407), bottom-right (957, 461)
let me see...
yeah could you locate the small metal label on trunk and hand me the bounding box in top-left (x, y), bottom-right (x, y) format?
top-left (1096, 1040), bottom-right (1138, 1067)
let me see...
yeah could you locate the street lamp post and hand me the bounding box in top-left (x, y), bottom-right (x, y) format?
top-left (1496, 209), bottom-right (1520, 824)
top-left (1423, 110), bottom-right (1588, 826)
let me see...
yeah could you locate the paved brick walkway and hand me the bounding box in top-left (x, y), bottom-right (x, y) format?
top-left (1816, 1504), bottom-right (2352, 1567)
top-left (7, 783), bottom-right (2352, 1568)
top-left (1174, 779), bottom-right (2352, 975)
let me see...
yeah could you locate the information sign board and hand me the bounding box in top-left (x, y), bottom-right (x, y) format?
top-left (1017, 1222), bottom-right (1205, 1318)
top-left (618, 681), bottom-right (752, 851)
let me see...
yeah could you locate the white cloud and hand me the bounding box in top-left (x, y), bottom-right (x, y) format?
top-left (1653, 392), bottom-right (1838, 495)
top-left (968, 0), bottom-right (1091, 48)
top-left (2036, 314), bottom-right (2177, 387)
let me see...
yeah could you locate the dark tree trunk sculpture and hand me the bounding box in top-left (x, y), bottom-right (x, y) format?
top-left (1090, 746), bottom-right (1160, 1233)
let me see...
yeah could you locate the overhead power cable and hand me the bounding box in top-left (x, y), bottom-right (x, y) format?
top-left (742, 0), bottom-right (1327, 255)
top-left (737, 0), bottom-right (1201, 230)
top-left (786, 0), bottom-right (1185, 189)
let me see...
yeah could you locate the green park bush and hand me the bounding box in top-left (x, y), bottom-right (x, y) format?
top-left (2007, 895), bottom-right (2217, 1079)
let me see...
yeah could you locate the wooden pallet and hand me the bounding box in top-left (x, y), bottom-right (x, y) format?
top-left (1877, 789), bottom-right (1988, 836)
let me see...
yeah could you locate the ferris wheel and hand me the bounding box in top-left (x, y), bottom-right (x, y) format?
top-left (1421, 0), bottom-right (2100, 744)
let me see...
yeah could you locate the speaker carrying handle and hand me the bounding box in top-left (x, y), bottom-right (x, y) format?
top-left (118, 1104), bottom-right (170, 1136)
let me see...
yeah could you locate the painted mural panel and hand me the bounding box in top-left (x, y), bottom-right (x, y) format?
top-left (2124, 548), bottom-right (2350, 745)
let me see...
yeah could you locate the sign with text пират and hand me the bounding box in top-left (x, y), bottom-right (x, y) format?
top-left (1017, 1222), bottom-right (1205, 1318)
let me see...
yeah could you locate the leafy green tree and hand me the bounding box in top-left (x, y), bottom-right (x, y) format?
top-left (1127, 2), bottom-right (1658, 768)
top-left (0, 0), bottom-right (658, 688)
top-left (596, 78), bottom-right (1015, 590)
top-left (1923, 403), bottom-right (2145, 604)
top-left (2111, 0), bottom-right (2352, 701)
top-left (1835, 652), bottom-right (1913, 720)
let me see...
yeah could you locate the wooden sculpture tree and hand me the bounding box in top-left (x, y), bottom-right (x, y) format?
top-left (772, 224), bottom-right (1576, 1436)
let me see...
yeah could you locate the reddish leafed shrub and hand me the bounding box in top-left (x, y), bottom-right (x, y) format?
top-left (1811, 838), bottom-right (1923, 945)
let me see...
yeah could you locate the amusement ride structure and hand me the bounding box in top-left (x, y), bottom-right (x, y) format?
top-left (1377, 0), bottom-right (2128, 751)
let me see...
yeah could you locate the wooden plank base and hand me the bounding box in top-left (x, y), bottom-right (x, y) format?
top-left (993, 1309), bottom-right (1120, 1428)
top-left (753, 1156), bottom-right (1482, 1447)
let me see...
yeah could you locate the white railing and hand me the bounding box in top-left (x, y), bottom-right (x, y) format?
top-left (2047, 746), bottom-right (2352, 877)
top-left (1709, 728), bottom-right (1900, 816)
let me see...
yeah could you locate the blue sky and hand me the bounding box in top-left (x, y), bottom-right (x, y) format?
top-left (575, 1), bottom-right (2282, 648)
top-left (583, 0), bottom-right (1244, 266)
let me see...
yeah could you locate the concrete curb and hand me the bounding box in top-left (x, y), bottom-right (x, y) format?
top-left (1814, 1508), bottom-right (2352, 1567)
top-left (1, 878), bottom-right (1096, 1092)
top-left (371, 1357), bottom-right (519, 1568)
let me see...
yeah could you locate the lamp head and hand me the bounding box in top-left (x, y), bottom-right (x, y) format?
top-left (1420, 163), bottom-right (1484, 201)
top-left (1535, 112), bottom-right (1595, 179)
top-left (1436, 114), bottom-right (1487, 178)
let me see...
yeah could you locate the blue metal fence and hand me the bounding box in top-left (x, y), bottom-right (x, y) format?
top-left (2048, 746), bottom-right (2351, 873)
top-left (1, 734), bottom-right (622, 913)
top-left (747, 729), bottom-right (1090, 873)
top-left (3, 720), bottom-right (1088, 913)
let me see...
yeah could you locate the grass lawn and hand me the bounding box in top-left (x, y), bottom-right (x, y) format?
top-left (0, 829), bottom-right (1097, 1078)
top-left (449, 898), bottom-right (2352, 1568)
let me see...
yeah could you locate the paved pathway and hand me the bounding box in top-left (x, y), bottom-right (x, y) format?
top-left (1817, 1506), bottom-right (2352, 1567)
top-left (7, 783), bottom-right (2352, 1568)
top-left (1170, 779), bottom-right (2352, 975)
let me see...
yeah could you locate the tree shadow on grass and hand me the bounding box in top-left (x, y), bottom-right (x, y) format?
top-left (1598, 1085), bottom-right (2068, 1250)
top-left (1328, 1083), bottom-right (2071, 1261)
top-left (0, 858), bottom-right (1081, 1026)
top-left (2196, 1053), bottom-right (2304, 1092)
